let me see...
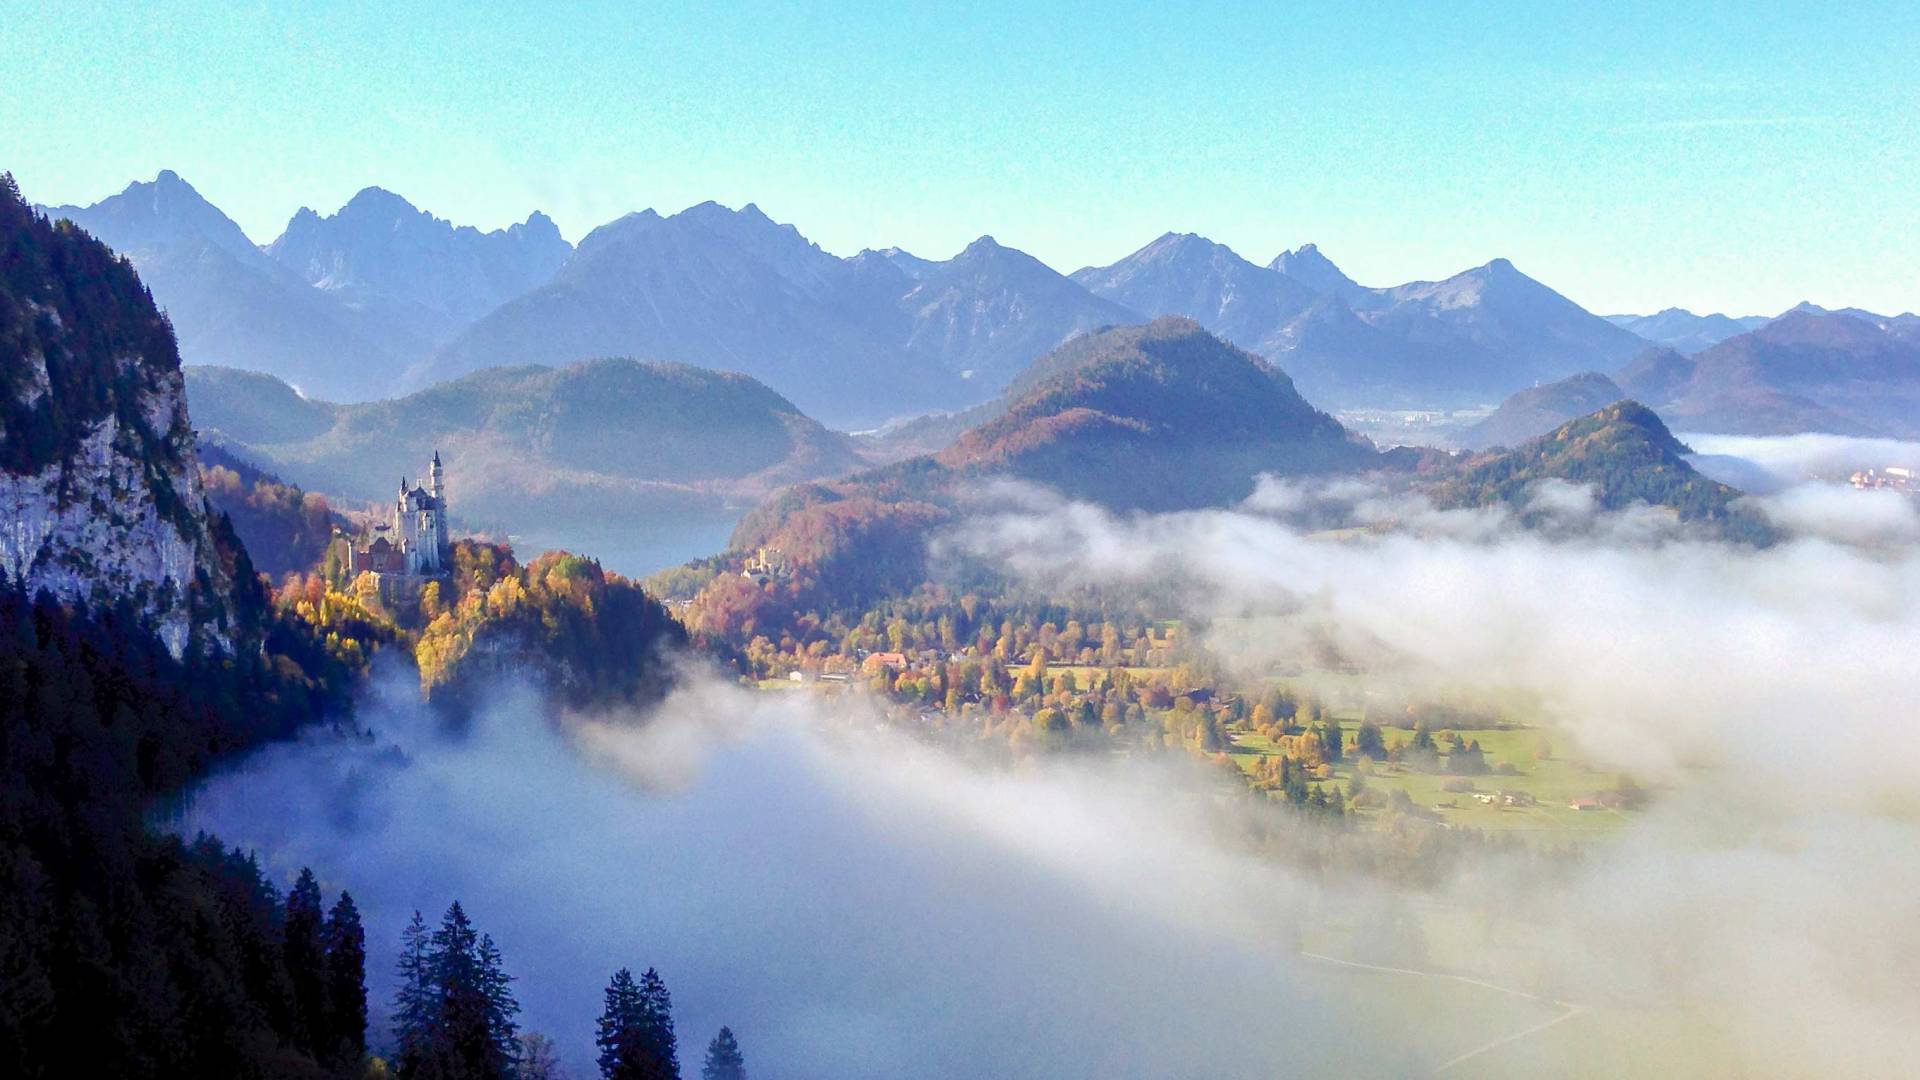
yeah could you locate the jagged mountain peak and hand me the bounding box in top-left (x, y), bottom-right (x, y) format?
top-left (871, 246), bottom-right (936, 279)
top-left (957, 234), bottom-right (1012, 258)
top-left (264, 185), bottom-right (573, 354)
top-left (341, 185), bottom-right (418, 215)
top-left (1270, 242), bottom-right (1361, 295)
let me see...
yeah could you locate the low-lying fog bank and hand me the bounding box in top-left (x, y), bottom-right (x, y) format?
top-left (178, 434), bottom-right (1920, 1078)
top-left (933, 440), bottom-right (1920, 1077)
top-left (176, 670), bottom-right (1413, 1078)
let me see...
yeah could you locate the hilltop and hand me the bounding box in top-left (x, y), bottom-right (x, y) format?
top-left (1461, 372), bottom-right (1626, 450)
top-left (721, 318), bottom-right (1378, 602)
top-left (934, 317), bottom-right (1371, 507)
top-left (1436, 401), bottom-right (1768, 539)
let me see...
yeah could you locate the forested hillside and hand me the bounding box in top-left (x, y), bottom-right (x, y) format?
top-left (1437, 401), bottom-right (1771, 540)
top-left (187, 358), bottom-right (863, 534)
top-left (685, 319), bottom-right (1380, 626)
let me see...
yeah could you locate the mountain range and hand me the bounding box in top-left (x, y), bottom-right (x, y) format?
top-left (1071, 236), bottom-right (1649, 408)
top-left (423, 213), bottom-right (1139, 426)
top-left (42, 171), bottom-right (571, 401)
top-left (1604, 302), bottom-right (1919, 355)
top-left (267, 185), bottom-right (571, 349)
top-left (720, 320), bottom-right (1762, 611)
top-left (38, 170), bottom-right (1916, 434)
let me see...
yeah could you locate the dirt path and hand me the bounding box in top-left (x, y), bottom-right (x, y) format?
top-left (1299, 950), bottom-right (1588, 1074)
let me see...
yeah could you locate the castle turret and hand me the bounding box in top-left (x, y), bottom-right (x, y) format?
top-left (430, 451), bottom-right (444, 502)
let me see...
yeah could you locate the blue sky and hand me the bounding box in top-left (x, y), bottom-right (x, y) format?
top-left (3, 1), bottom-right (1915, 315)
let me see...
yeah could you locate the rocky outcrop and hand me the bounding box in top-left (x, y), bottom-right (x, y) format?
top-left (2, 173), bottom-right (252, 656)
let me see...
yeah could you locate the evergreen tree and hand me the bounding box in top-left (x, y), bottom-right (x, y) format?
top-left (597, 968), bottom-right (646, 1078)
top-left (700, 1027), bottom-right (745, 1080)
top-left (427, 901), bottom-right (521, 1079)
top-left (284, 867), bottom-right (328, 1054)
top-left (476, 933), bottom-right (522, 1072)
top-left (392, 911), bottom-right (435, 1078)
top-left (323, 891), bottom-right (368, 1070)
top-left (599, 966), bottom-right (679, 1079)
top-left (637, 968), bottom-right (679, 1080)
top-left (1319, 721), bottom-right (1343, 763)
top-left (1355, 720), bottom-right (1387, 760)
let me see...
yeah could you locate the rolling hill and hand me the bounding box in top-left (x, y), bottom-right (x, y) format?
top-left (726, 318), bottom-right (1379, 600)
top-left (1435, 401), bottom-right (1768, 540)
top-left (933, 317), bottom-right (1372, 508)
top-left (185, 358), bottom-right (863, 533)
top-left (1461, 372), bottom-right (1626, 450)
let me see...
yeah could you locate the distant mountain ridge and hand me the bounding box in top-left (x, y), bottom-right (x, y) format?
top-left (42, 172), bottom-right (567, 401)
top-left (42, 171), bottom-right (1914, 434)
top-left (1616, 311), bottom-right (1920, 438)
top-left (427, 208), bottom-right (1140, 428)
top-left (185, 357), bottom-right (862, 533)
top-left (43, 171), bottom-right (416, 400)
top-left (267, 185), bottom-right (571, 346)
top-left (1075, 240), bottom-right (1647, 409)
top-left (1069, 233), bottom-right (1317, 355)
top-left (1605, 308), bottom-right (1769, 354)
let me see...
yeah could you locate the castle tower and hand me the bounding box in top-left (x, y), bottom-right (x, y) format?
top-left (419, 450), bottom-right (450, 574)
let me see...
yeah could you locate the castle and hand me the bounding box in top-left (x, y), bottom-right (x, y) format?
top-left (346, 451), bottom-right (452, 578)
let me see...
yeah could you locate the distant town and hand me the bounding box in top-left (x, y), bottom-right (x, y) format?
top-left (1849, 465), bottom-right (1917, 493)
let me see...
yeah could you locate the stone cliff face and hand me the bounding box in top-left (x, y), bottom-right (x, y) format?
top-left (1, 173), bottom-right (250, 656)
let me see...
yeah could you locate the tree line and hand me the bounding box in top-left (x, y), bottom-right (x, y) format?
top-left (388, 902), bottom-right (746, 1080)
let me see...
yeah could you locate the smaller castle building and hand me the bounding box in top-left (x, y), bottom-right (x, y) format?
top-left (347, 451), bottom-right (452, 578)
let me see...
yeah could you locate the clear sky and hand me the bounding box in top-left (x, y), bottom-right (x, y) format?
top-left (3, 1), bottom-right (1916, 316)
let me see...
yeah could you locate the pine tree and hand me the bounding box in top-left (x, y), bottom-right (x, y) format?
top-left (637, 968), bottom-right (679, 1080)
top-left (428, 901), bottom-right (520, 1079)
top-left (323, 891), bottom-right (368, 1070)
top-left (284, 868), bottom-right (328, 1055)
top-left (700, 1027), bottom-right (746, 1080)
top-left (432, 902), bottom-right (486, 1077)
top-left (476, 933), bottom-right (522, 1073)
top-left (597, 968), bottom-right (645, 1078)
top-left (392, 911), bottom-right (435, 1078)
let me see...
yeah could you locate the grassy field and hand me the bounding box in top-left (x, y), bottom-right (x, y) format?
top-left (1231, 718), bottom-right (1634, 835)
top-left (1041, 664), bottom-right (1169, 688)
